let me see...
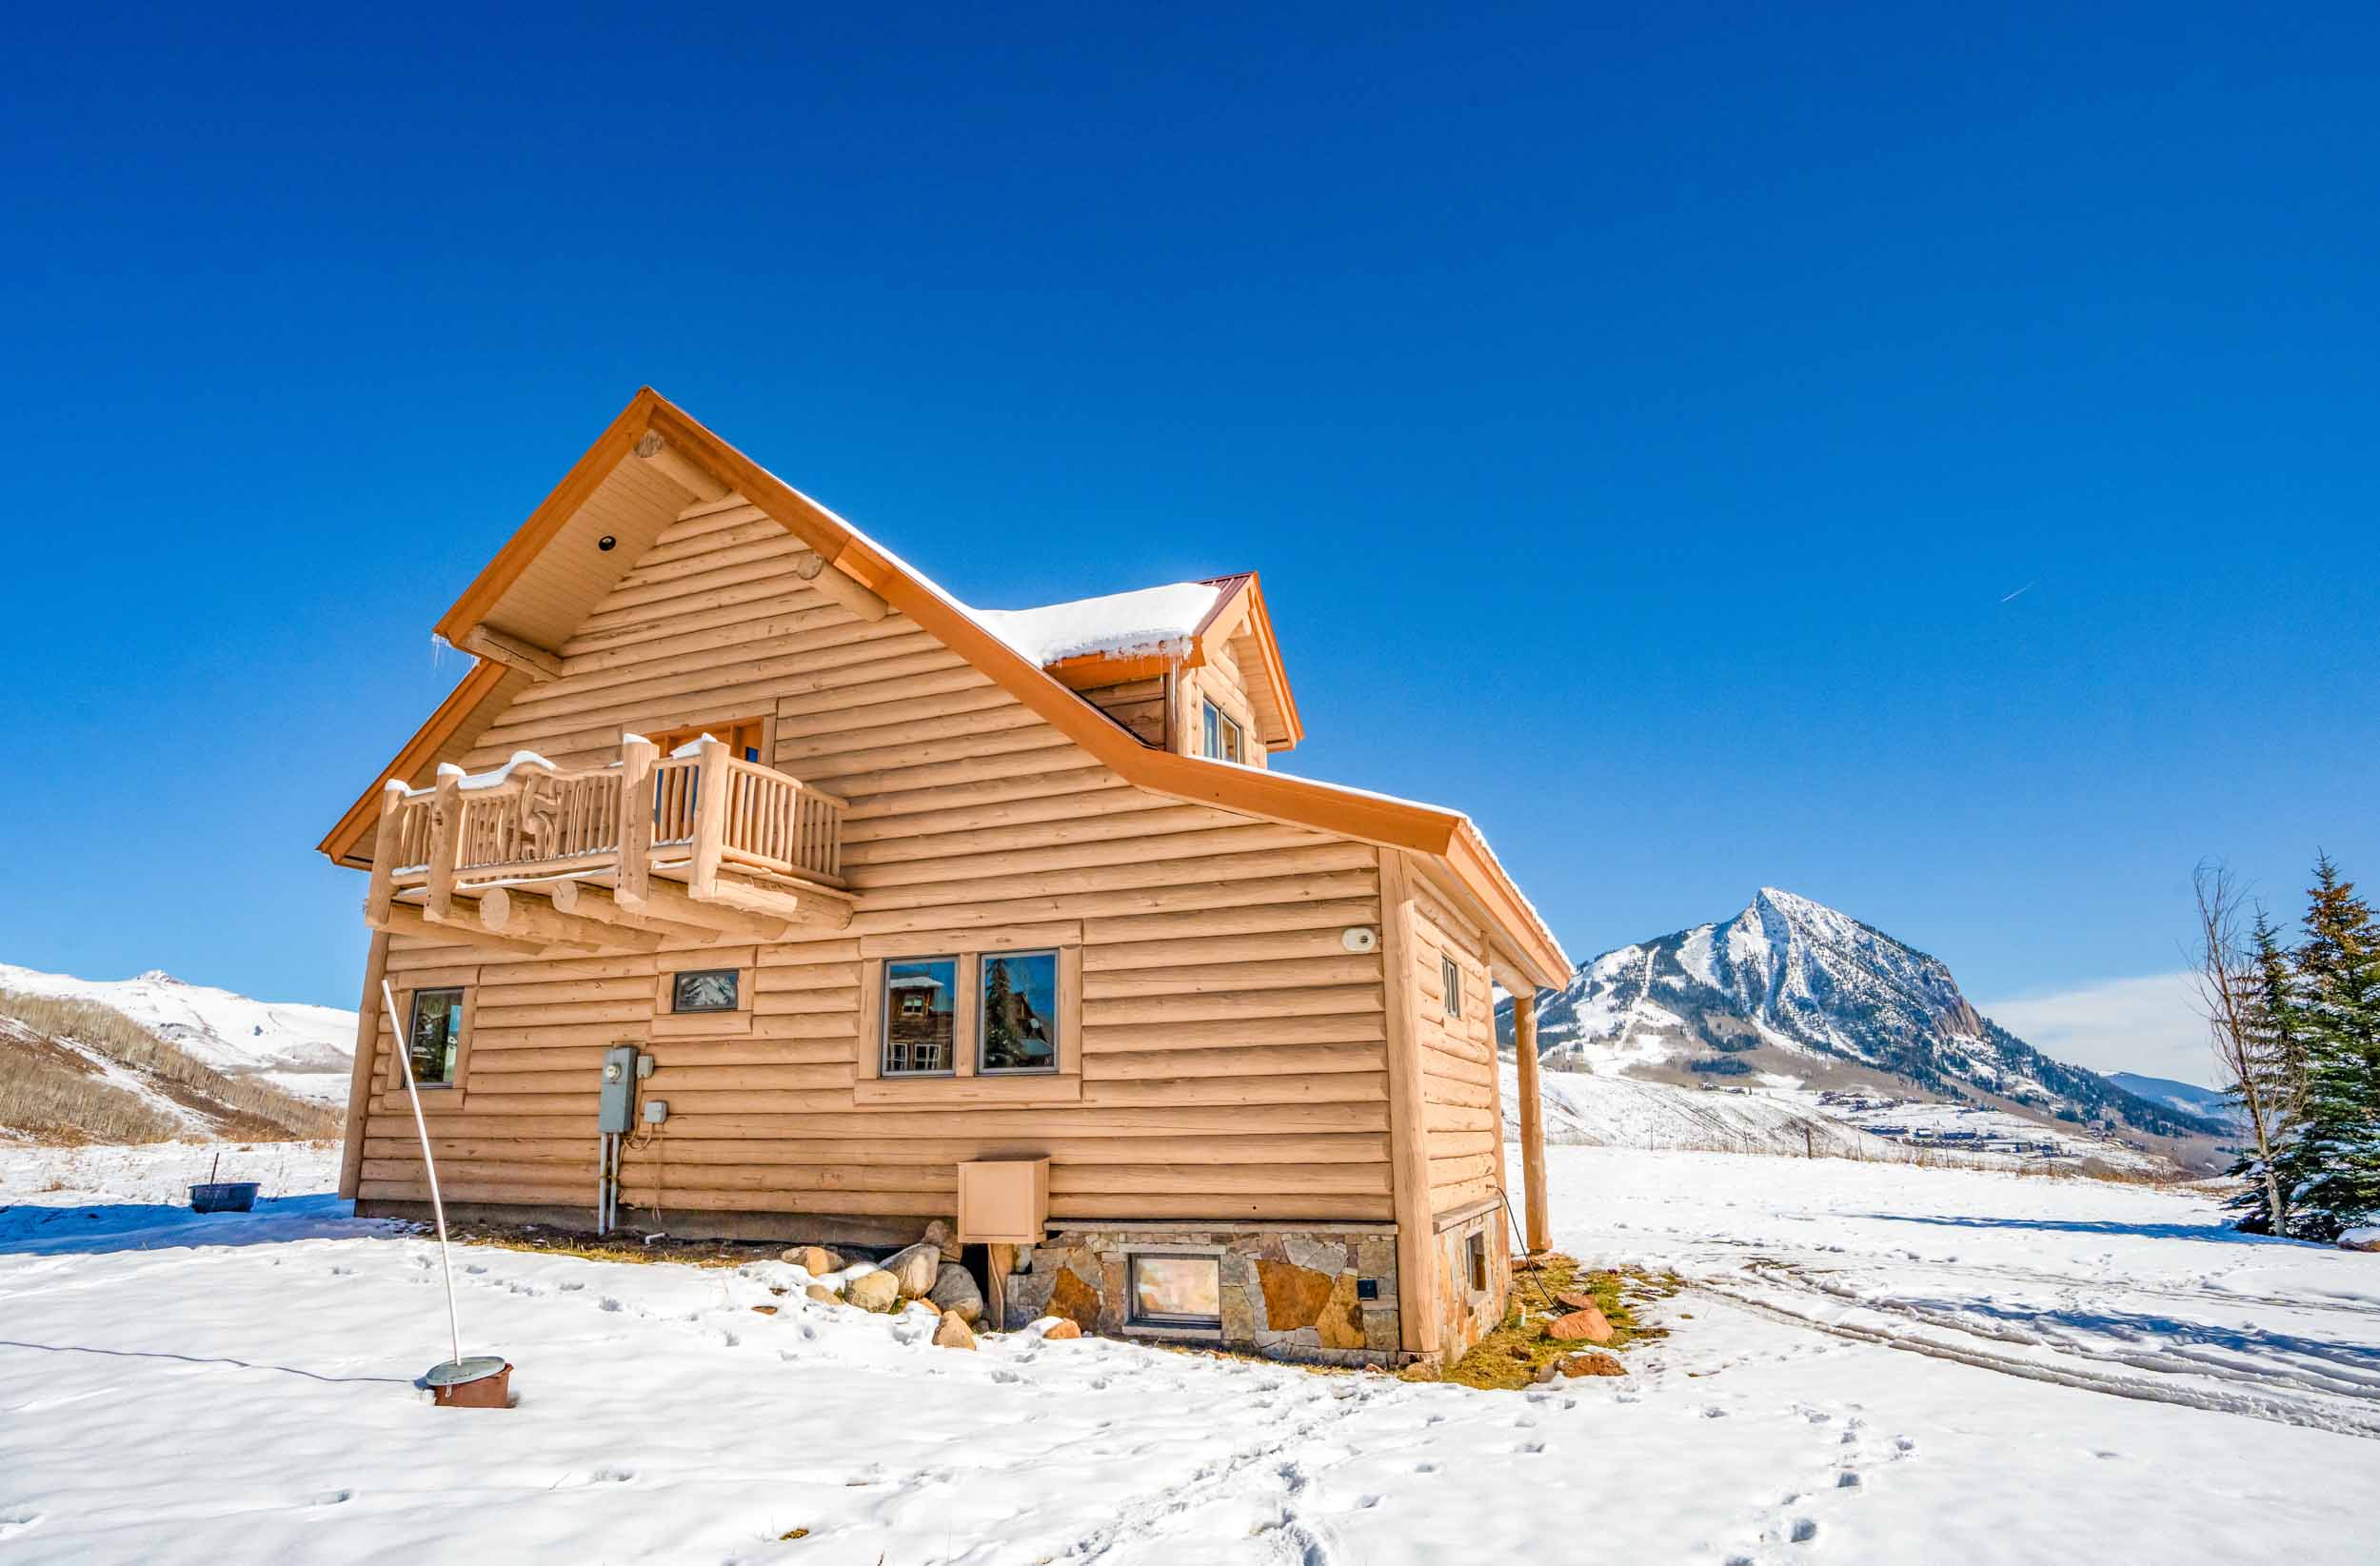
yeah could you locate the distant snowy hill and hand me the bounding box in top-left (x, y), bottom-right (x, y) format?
top-left (1497, 888), bottom-right (2227, 1146)
top-left (2109, 1071), bottom-right (2242, 1127)
top-left (0, 964), bottom-right (354, 1104)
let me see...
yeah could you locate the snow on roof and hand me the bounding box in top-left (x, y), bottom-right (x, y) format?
top-left (967, 581), bottom-right (1223, 667)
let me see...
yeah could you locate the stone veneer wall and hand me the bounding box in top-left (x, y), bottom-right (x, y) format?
top-left (1431, 1200), bottom-right (1511, 1362)
top-left (1000, 1224), bottom-right (1403, 1367)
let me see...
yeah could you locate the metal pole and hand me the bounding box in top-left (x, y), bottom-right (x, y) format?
top-left (384, 980), bottom-right (463, 1369)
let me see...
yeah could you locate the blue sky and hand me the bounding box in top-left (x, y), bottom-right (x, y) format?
top-left (2, 6), bottom-right (2373, 1077)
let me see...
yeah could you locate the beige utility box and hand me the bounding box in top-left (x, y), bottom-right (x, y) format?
top-left (958, 1158), bottom-right (1049, 1243)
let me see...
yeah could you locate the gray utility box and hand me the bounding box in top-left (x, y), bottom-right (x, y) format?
top-left (598, 1043), bottom-right (643, 1133)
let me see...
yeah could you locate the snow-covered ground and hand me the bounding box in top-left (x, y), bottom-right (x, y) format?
top-left (0, 963), bottom-right (355, 1103)
top-left (1, 1141), bottom-right (2373, 1563)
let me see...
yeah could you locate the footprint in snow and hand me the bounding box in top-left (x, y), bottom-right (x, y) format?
top-left (1791, 1517), bottom-right (1819, 1544)
top-left (0, 1510), bottom-right (42, 1538)
top-left (310, 1489), bottom-right (353, 1507)
top-left (1412, 1460), bottom-right (1437, 1475)
top-left (1515, 1440), bottom-right (1545, 1455)
top-left (1893, 1437), bottom-right (1916, 1458)
top-left (557, 1280), bottom-right (585, 1292)
top-left (463, 1262), bottom-right (487, 1275)
top-left (1835, 1471), bottom-right (1861, 1490)
top-left (599, 1297), bottom-right (624, 1313)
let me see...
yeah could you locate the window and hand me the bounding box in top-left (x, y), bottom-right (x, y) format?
top-left (882, 958), bottom-right (959, 1075)
top-left (1128, 1254), bottom-right (1222, 1332)
top-left (1465, 1230), bottom-right (1489, 1293)
top-left (407, 988), bottom-right (466, 1086)
top-left (671, 969), bottom-right (739, 1013)
top-left (649, 717), bottom-right (767, 763)
top-left (1200, 701), bottom-right (1243, 764)
top-left (980, 950), bottom-right (1059, 1073)
top-left (1442, 956), bottom-right (1463, 1019)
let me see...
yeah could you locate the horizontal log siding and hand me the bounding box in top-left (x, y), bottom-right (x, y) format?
top-left (1407, 876), bottom-right (1506, 1219)
top-left (1076, 675), bottom-right (1167, 746)
top-left (356, 501), bottom-right (1390, 1229)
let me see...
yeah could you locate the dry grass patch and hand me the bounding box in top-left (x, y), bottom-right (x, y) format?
top-left (433, 1219), bottom-right (790, 1270)
top-left (1418, 1255), bottom-right (1683, 1392)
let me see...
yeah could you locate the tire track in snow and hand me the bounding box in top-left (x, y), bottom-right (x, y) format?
top-left (1692, 1273), bottom-right (2380, 1440)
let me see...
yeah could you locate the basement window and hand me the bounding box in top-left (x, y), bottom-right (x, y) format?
top-left (979, 950), bottom-right (1059, 1074)
top-left (407, 988), bottom-right (465, 1086)
top-left (883, 958), bottom-right (959, 1075)
top-left (1127, 1254), bottom-right (1222, 1333)
top-left (1466, 1230), bottom-right (1488, 1293)
top-left (1442, 956), bottom-right (1463, 1020)
top-left (671, 969), bottom-right (740, 1013)
top-left (1200, 701), bottom-right (1244, 764)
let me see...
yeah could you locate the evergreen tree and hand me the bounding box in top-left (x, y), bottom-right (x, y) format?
top-left (2222, 913), bottom-right (2310, 1234)
top-left (2281, 856), bottom-right (2380, 1240)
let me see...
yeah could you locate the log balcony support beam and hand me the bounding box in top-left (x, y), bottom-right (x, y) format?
top-left (477, 886), bottom-right (662, 953)
top-left (460, 624), bottom-right (565, 682)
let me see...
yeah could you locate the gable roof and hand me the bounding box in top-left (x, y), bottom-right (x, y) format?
top-left (319, 388), bottom-right (1567, 985)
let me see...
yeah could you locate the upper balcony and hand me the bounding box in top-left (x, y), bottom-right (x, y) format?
top-left (364, 737), bottom-right (852, 955)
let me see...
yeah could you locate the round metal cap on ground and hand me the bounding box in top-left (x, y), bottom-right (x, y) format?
top-left (424, 1356), bottom-right (513, 1408)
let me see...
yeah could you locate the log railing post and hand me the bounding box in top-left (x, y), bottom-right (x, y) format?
top-left (1514, 988), bottom-right (1550, 1255)
top-left (616, 736), bottom-right (658, 909)
top-left (688, 739), bottom-right (730, 899)
top-left (424, 771), bottom-right (464, 922)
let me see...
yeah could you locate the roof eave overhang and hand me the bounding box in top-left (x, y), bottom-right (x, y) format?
top-left (328, 388), bottom-right (1559, 982)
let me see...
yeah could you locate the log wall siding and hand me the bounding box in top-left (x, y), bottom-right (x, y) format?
top-left (1180, 642), bottom-right (1267, 766)
top-left (1406, 876), bottom-right (1506, 1219)
top-left (1076, 675), bottom-right (1167, 747)
top-left (355, 500), bottom-right (1392, 1227)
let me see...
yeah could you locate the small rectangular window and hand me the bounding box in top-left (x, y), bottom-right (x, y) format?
top-left (883, 958), bottom-right (959, 1075)
top-left (1128, 1253), bottom-right (1222, 1331)
top-left (980, 950), bottom-right (1060, 1073)
top-left (407, 988), bottom-right (465, 1086)
top-left (1442, 955), bottom-right (1462, 1019)
top-left (671, 969), bottom-right (739, 1013)
top-left (1465, 1230), bottom-right (1488, 1293)
top-left (1200, 701), bottom-right (1244, 763)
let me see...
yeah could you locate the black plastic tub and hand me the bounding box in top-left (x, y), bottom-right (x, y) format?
top-left (188, 1181), bottom-right (260, 1214)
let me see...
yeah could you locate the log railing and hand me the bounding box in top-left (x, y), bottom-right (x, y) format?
top-left (366, 740), bottom-right (847, 926)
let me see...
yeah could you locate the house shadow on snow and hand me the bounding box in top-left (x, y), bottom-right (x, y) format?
top-left (1845, 1212), bottom-right (2307, 1248)
top-left (0, 1193), bottom-right (364, 1259)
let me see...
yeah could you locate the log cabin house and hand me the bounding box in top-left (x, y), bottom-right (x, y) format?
top-left (322, 390), bottom-right (1569, 1367)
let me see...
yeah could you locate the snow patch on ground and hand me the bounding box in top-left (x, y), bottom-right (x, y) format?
top-left (3, 1140), bottom-right (2376, 1562)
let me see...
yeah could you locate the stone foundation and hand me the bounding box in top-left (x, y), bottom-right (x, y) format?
top-left (1430, 1199), bottom-right (1511, 1362)
top-left (999, 1223), bottom-right (1405, 1367)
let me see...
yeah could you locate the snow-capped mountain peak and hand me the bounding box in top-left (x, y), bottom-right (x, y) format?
top-left (0, 962), bottom-right (355, 1103)
top-left (1502, 889), bottom-right (2221, 1141)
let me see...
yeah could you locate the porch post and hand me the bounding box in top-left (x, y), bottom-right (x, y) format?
top-left (1514, 988), bottom-right (1550, 1254)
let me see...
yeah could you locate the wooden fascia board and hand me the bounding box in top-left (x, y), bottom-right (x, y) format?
top-left (1042, 650), bottom-right (1183, 688)
top-left (1202, 572), bottom-right (1300, 750)
top-left (1442, 822), bottom-right (1570, 988)
top-left (432, 388), bottom-right (664, 645)
top-left (316, 659), bottom-right (507, 865)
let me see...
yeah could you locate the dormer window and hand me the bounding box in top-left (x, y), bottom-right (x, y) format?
top-left (1201, 702), bottom-right (1244, 764)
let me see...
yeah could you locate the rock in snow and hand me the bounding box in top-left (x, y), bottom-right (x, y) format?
top-left (929, 1261), bottom-right (984, 1323)
top-left (843, 1270), bottom-right (901, 1313)
top-left (881, 1242), bottom-right (942, 1298)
